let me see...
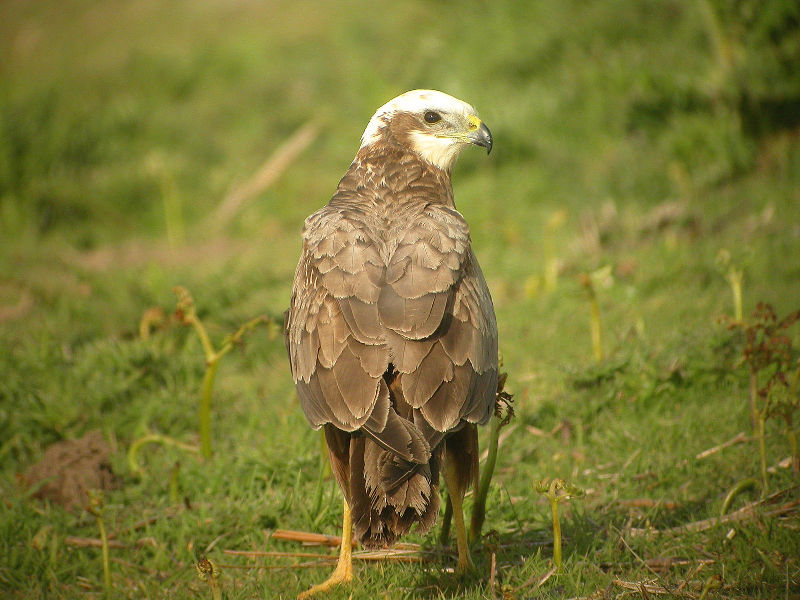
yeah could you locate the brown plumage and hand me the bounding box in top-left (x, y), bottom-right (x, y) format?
top-left (286, 90), bottom-right (497, 574)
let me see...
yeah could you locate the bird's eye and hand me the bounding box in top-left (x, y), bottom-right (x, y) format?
top-left (424, 111), bottom-right (441, 124)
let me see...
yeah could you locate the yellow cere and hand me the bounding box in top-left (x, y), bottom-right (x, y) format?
top-left (467, 114), bottom-right (481, 131)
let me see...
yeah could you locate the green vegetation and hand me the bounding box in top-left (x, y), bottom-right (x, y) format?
top-left (534, 479), bottom-right (585, 574)
top-left (2, 0), bottom-right (799, 598)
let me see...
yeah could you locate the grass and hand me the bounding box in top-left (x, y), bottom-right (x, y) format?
top-left (2, 0), bottom-right (800, 598)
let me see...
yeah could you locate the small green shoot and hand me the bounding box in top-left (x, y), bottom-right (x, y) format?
top-left (174, 286), bottom-right (270, 459)
top-left (544, 209), bottom-right (567, 293)
top-left (758, 403), bottom-right (769, 494)
top-left (196, 557), bottom-right (222, 600)
top-left (579, 266), bottom-right (612, 362)
top-left (128, 432), bottom-right (199, 476)
top-left (716, 249), bottom-right (744, 322)
top-left (469, 370), bottom-right (514, 544)
top-left (534, 478), bottom-right (584, 573)
top-left (720, 477), bottom-right (759, 516)
top-left (788, 363), bottom-right (800, 474)
top-left (87, 490), bottom-right (111, 598)
top-left (146, 153), bottom-right (185, 247)
top-left (698, 574), bottom-right (723, 600)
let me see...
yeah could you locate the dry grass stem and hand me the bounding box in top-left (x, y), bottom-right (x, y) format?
top-left (222, 547), bottom-right (421, 564)
top-left (65, 536), bottom-right (127, 549)
top-left (270, 528), bottom-right (420, 550)
top-left (617, 499), bottom-right (681, 510)
top-left (646, 557), bottom-right (715, 572)
top-left (630, 486), bottom-right (800, 536)
top-left (525, 425), bottom-right (549, 437)
top-left (489, 551), bottom-right (497, 597)
top-left (677, 560), bottom-right (712, 593)
top-left (65, 536), bottom-right (161, 549)
top-left (270, 528), bottom-right (349, 547)
top-left (596, 557), bottom-right (715, 574)
top-left (617, 530), bottom-right (664, 582)
top-left (479, 423), bottom-right (518, 462)
top-left (535, 565), bottom-right (557, 588)
top-left (209, 121), bottom-right (320, 231)
top-left (224, 549), bottom-right (333, 559)
top-left (352, 549), bottom-right (422, 562)
top-left (226, 560), bottom-right (337, 571)
top-left (612, 579), bottom-right (681, 596)
top-left (695, 432), bottom-right (749, 459)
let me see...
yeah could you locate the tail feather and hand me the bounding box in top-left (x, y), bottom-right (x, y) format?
top-left (324, 365), bottom-right (446, 549)
top-left (350, 436), bottom-right (441, 548)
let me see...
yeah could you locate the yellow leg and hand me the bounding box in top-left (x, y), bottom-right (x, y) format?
top-left (442, 459), bottom-right (474, 573)
top-left (297, 498), bottom-right (353, 599)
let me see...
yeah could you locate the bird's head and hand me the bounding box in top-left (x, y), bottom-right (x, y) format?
top-left (360, 89), bottom-right (492, 172)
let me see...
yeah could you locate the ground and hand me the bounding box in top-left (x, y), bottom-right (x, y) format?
top-left (1, 0), bottom-right (799, 598)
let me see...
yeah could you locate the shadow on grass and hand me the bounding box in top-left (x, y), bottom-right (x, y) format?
top-left (405, 527), bottom-right (553, 598)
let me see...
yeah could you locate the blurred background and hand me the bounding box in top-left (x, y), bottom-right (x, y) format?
top-left (2, 0), bottom-right (798, 338)
top-left (1, 1), bottom-right (799, 597)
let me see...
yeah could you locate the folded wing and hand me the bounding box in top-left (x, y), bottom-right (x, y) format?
top-left (287, 202), bottom-right (497, 462)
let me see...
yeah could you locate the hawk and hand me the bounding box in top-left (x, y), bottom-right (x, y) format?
top-left (286, 89), bottom-right (497, 597)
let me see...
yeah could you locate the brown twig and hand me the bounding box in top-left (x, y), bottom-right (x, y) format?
top-left (678, 560), bottom-right (712, 593)
top-left (220, 560), bottom-right (336, 571)
top-left (537, 565), bottom-right (557, 587)
top-left (270, 528), bottom-right (419, 550)
top-left (270, 528), bottom-right (344, 547)
top-left (647, 557), bottom-right (715, 573)
top-left (695, 432), bottom-right (749, 459)
top-left (65, 536), bottom-right (126, 549)
top-left (525, 425), bottom-right (550, 437)
top-left (513, 564), bottom-right (557, 593)
top-left (224, 549), bottom-right (331, 559)
top-left (595, 557), bottom-right (715, 574)
top-left (352, 549), bottom-right (422, 562)
top-left (630, 486), bottom-right (799, 536)
top-left (222, 547), bottom-right (421, 565)
top-left (65, 536), bottom-right (158, 549)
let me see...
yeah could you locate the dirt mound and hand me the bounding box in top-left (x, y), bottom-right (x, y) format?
top-left (25, 430), bottom-right (118, 510)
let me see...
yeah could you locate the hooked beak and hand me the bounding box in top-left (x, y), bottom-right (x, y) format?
top-left (467, 119), bottom-right (493, 154)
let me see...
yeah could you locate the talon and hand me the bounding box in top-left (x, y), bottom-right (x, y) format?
top-left (297, 499), bottom-right (353, 598)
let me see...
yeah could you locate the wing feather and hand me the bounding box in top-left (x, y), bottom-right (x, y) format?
top-left (401, 342), bottom-right (454, 409)
top-left (419, 362), bottom-right (472, 431)
top-left (286, 159), bottom-right (497, 443)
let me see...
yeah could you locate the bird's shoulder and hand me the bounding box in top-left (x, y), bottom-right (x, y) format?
top-left (300, 152), bottom-right (471, 266)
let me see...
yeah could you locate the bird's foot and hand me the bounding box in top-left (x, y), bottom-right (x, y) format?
top-left (297, 560), bottom-right (353, 599)
top-left (455, 551), bottom-right (475, 575)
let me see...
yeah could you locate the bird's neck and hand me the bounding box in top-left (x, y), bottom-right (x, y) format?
top-left (343, 144), bottom-right (454, 207)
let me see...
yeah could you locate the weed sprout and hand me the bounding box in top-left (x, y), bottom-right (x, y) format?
top-left (173, 286), bottom-right (270, 459)
top-left (534, 478), bottom-right (584, 573)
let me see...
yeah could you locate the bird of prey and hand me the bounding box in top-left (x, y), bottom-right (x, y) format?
top-left (286, 89), bottom-right (498, 598)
